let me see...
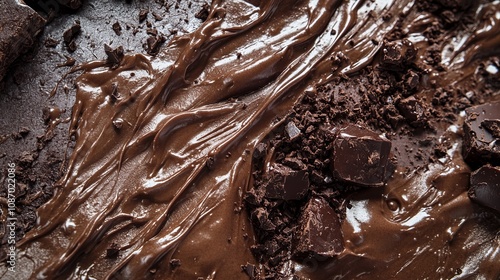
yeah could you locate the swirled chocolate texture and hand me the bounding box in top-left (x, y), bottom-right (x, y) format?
top-left (1, 0), bottom-right (500, 279)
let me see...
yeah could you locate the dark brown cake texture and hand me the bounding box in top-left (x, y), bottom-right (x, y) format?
top-left (0, 0), bottom-right (499, 279)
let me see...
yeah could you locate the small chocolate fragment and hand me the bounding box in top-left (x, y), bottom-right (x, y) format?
top-left (195, 3), bottom-right (211, 21)
top-left (462, 101), bottom-right (500, 167)
top-left (106, 243), bottom-right (120, 258)
top-left (380, 39), bottom-right (416, 71)
top-left (397, 96), bottom-right (425, 126)
top-left (330, 125), bottom-right (392, 186)
top-left (285, 121), bottom-right (301, 141)
top-left (104, 44), bottom-right (124, 68)
top-left (112, 22), bottom-right (122, 36)
top-left (63, 21), bottom-right (81, 52)
top-left (139, 9), bottom-right (149, 22)
top-left (294, 197), bottom-right (343, 258)
top-left (169, 259), bottom-right (181, 268)
top-left (146, 35), bottom-right (166, 56)
top-left (241, 263), bottom-right (257, 278)
top-left (253, 143), bottom-right (267, 160)
top-left (469, 165), bottom-right (500, 213)
top-left (264, 163), bottom-right (309, 200)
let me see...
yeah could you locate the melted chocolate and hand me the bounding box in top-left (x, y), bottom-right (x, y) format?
top-left (1, 0), bottom-right (499, 279)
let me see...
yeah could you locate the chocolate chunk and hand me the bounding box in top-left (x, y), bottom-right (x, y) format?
top-left (264, 163), bottom-right (309, 200)
top-left (294, 197), bottom-right (343, 259)
top-left (330, 125), bottom-right (392, 186)
top-left (104, 44), bottom-right (124, 68)
top-left (146, 35), bottom-right (166, 56)
top-left (469, 165), bottom-right (500, 213)
top-left (169, 259), bottom-right (181, 268)
top-left (251, 208), bottom-right (276, 231)
top-left (195, 3), bottom-right (211, 21)
top-left (0, 0), bottom-right (46, 81)
top-left (112, 22), bottom-right (122, 36)
top-left (152, 12), bottom-right (164, 21)
top-left (241, 263), bottom-right (257, 278)
top-left (139, 9), bottom-right (149, 22)
top-left (106, 243), bottom-right (119, 258)
top-left (380, 39), bottom-right (416, 71)
top-left (285, 122), bottom-right (301, 141)
top-left (63, 21), bottom-right (81, 52)
top-left (397, 96), bottom-right (425, 126)
top-left (462, 101), bottom-right (500, 167)
top-left (253, 143), bottom-right (267, 160)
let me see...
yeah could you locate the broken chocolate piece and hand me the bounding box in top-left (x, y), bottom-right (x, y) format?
top-left (330, 125), bottom-right (392, 186)
top-left (63, 20), bottom-right (81, 52)
top-left (462, 101), bottom-right (500, 167)
top-left (469, 165), bottom-right (500, 213)
top-left (241, 263), bottom-right (257, 278)
top-left (294, 197), bottom-right (343, 259)
top-left (0, 0), bottom-right (46, 81)
top-left (264, 163), bottom-right (309, 200)
top-left (397, 96), bottom-right (426, 126)
top-left (139, 9), bottom-right (149, 22)
top-left (380, 39), bottom-right (416, 71)
top-left (104, 44), bottom-right (124, 68)
top-left (145, 35), bottom-right (166, 56)
top-left (285, 121), bottom-right (301, 141)
top-left (112, 22), bottom-right (122, 36)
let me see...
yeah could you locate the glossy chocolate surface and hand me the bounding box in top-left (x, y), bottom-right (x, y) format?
top-left (0, 0), bottom-right (499, 279)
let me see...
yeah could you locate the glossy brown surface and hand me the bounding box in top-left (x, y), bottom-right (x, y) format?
top-left (0, 0), bottom-right (499, 279)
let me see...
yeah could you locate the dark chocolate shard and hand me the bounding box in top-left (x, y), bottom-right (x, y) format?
top-left (63, 20), bottom-right (81, 52)
top-left (380, 39), bottom-right (416, 71)
top-left (330, 125), bottom-right (392, 186)
top-left (285, 121), bottom-right (301, 141)
top-left (146, 35), bottom-right (166, 56)
top-left (0, 0), bottom-right (46, 81)
top-left (104, 44), bottom-right (124, 68)
top-left (294, 197), bottom-right (343, 259)
top-left (241, 263), bottom-right (257, 278)
top-left (264, 163), bottom-right (309, 200)
top-left (462, 101), bottom-right (500, 168)
top-left (397, 96), bottom-right (426, 126)
top-left (469, 165), bottom-right (500, 213)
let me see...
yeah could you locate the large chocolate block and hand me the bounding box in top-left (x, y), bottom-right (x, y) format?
top-left (294, 197), bottom-right (344, 258)
top-left (0, 0), bottom-right (45, 81)
top-left (462, 101), bottom-right (500, 168)
top-left (469, 165), bottom-right (500, 214)
top-left (330, 125), bottom-right (392, 186)
top-left (264, 163), bottom-right (309, 201)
